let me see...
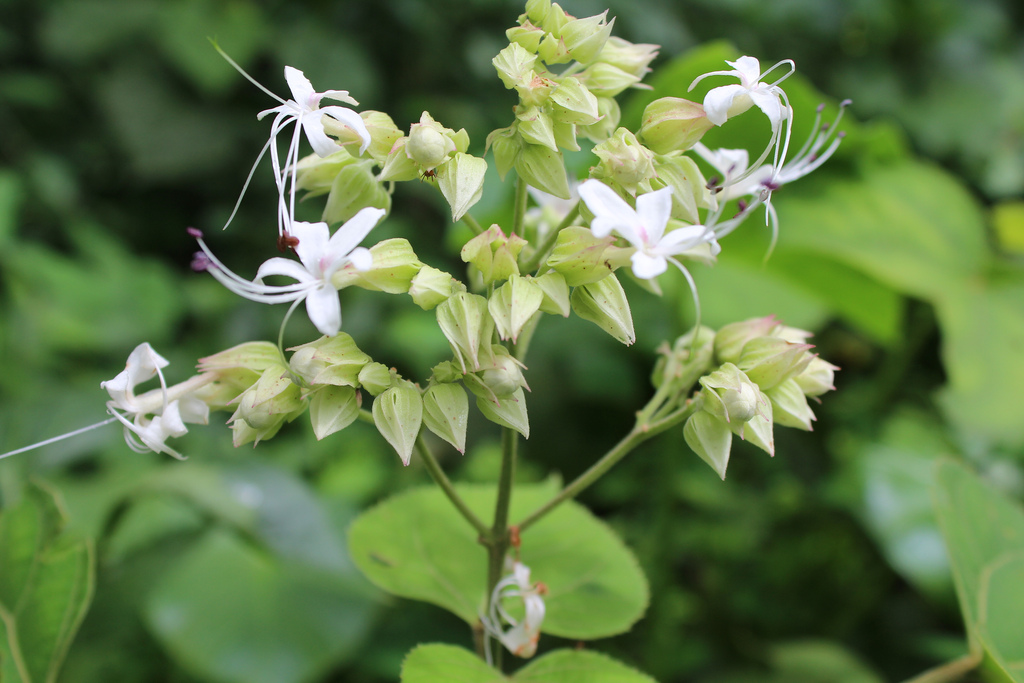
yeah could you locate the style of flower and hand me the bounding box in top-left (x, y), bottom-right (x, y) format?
top-left (481, 560), bottom-right (547, 662)
top-left (578, 179), bottom-right (715, 279)
top-left (101, 343), bottom-right (210, 460)
top-left (191, 207), bottom-right (386, 337)
top-left (216, 48), bottom-right (372, 235)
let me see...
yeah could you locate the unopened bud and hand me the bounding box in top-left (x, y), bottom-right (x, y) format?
top-left (570, 273), bottom-right (635, 345)
top-left (684, 411), bottom-right (732, 480)
top-left (639, 97), bottom-right (714, 154)
top-left (766, 379), bottom-right (816, 431)
top-left (409, 266), bottom-right (461, 310)
top-left (372, 385), bottom-right (424, 465)
top-left (592, 128), bottom-right (656, 195)
top-left (406, 112), bottom-right (456, 170)
top-left (700, 363), bottom-right (764, 424)
top-left (288, 333), bottom-right (371, 387)
top-left (714, 316), bottom-right (780, 365)
top-left (795, 356), bottom-right (838, 397)
top-left (422, 383), bottom-right (469, 453)
top-left (737, 336), bottom-right (815, 391)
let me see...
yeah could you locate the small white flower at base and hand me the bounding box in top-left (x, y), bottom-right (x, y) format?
top-left (190, 207), bottom-right (385, 337)
top-left (481, 559), bottom-right (547, 661)
top-left (101, 343), bottom-right (210, 459)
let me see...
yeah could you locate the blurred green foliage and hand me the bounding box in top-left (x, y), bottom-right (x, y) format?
top-left (1, 0), bottom-right (1024, 682)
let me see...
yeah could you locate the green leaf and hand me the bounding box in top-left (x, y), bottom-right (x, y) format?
top-left (514, 649), bottom-right (657, 682)
top-left (348, 483), bottom-right (649, 639)
top-left (144, 529), bottom-right (375, 683)
top-left (0, 482), bottom-right (94, 683)
top-left (933, 459), bottom-right (1024, 679)
top-left (400, 644), bottom-right (503, 683)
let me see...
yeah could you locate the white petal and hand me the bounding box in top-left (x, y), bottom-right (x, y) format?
top-left (749, 89), bottom-right (784, 131)
top-left (320, 89), bottom-right (358, 106)
top-left (635, 186), bottom-right (673, 244)
top-left (658, 224), bottom-right (707, 253)
top-left (578, 179), bottom-right (641, 240)
top-left (347, 246), bottom-right (373, 272)
top-left (324, 207), bottom-right (385, 262)
top-left (631, 250), bottom-right (668, 279)
top-left (320, 105), bottom-right (372, 154)
top-left (305, 284), bottom-right (342, 336)
top-left (727, 56), bottom-right (762, 86)
top-left (300, 114), bottom-right (342, 157)
top-left (291, 221), bottom-right (331, 269)
top-left (703, 84), bottom-right (745, 126)
top-left (283, 66), bottom-right (316, 109)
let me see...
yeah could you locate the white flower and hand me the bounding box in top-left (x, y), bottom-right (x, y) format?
top-left (101, 343), bottom-right (210, 459)
top-left (216, 48), bottom-right (372, 235)
top-left (481, 560), bottom-right (546, 661)
top-left (578, 179), bottom-right (714, 279)
top-left (191, 207), bottom-right (385, 336)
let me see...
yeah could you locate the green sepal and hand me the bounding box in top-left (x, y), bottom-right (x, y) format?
top-left (516, 106), bottom-right (558, 152)
top-left (422, 383), bottom-right (469, 454)
top-left (684, 410), bottom-right (732, 480)
top-left (570, 274), bottom-right (636, 345)
top-left (437, 152), bottom-right (487, 222)
top-left (489, 274), bottom-right (544, 343)
top-left (308, 385), bottom-right (361, 440)
top-left (486, 126), bottom-right (521, 180)
top-left (476, 387), bottom-right (530, 438)
top-left (358, 362), bottom-right (393, 397)
top-left (493, 42), bottom-right (538, 90)
top-left (560, 12), bottom-right (614, 65)
top-left (333, 238), bottom-right (423, 294)
top-left (360, 110), bottom-right (405, 165)
top-left (652, 154), bottom-right (711, 225)
top-left (409, 265), bottom-right (463, 310)
top-left (372, 385), bottom-right (424, 466)
top-left (322, 160), bottom-right (392, 225)
top-left (436, 292), bottom-right (494, 373)
top-left (515, 144), bottom-right (570, 200)
top-left (378, 138), bottom-right (421, 182)
top-left (534, 272), bottom-right (571, 317)
top-left (545, 226), bottom-right (622, 286)
top-left (288, 333), bottom-right (371, 387)
top-left (549, 77), bottom-right (600, 125)
top-left (765, 379), bottom-right (816, 431)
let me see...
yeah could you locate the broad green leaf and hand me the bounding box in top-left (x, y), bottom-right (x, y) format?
top-left (0, 482), bottom-right (94, 683)
top-left (144, 529), bottom-right (375, 683)
top-left (349, 483), bottom-right (649, 639)
top-left (977, 553), bottom-right (1024, 678)
top-left (935, 277), bottom-right (1024, 447)
top-left (400, 644), bottom-right (503, 683)
top-left (933, 459), bottom-right (1024, 662)
top-left (992, 201), bottom-right (1024, 256)
top-left (514, 649), bottom-right (656, 682)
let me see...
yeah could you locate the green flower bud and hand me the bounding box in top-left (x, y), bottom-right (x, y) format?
top-left (537, 32), bottom-right (570, 65)
top-left (517, 106), bottom-right (558, 151)
top-left (409, 266), bottom-right (461, 310)
top-left (714, 316), bottom-right (781, 365)
top-left (684, 410), bottom-right (732, 480)
top-left (773, 325), bottom-right (815, 344)
top-left (560, 12), bottom-right (613, 65)
top-left (534, 272), bottom-right (571, 317)
top-left (597, 37), bottom-right (659, 80)
top-left (550, 77), bottom-right (600, 126)
top-left (795, 356), bottom-right (839, 397)
top-left (436, 292), bottom-right (495, 373)
top-left (322, 159), bottom-right (392, 225)
top-left (406, 112), bottom-right (456, 170)
top-left (309, 385), bottom-right (360, 440)
top-left (461, 225), bottom-right (526, 284)
top-left (489, 274), bottom-right (544, 343)
top-left (333, 238), bottom-right (423, 294)
top-left (737, 336), bottom-right (815, 391)
top-left (700, 363), bottom-right (766, 424)
top-left (358, 362), bottom-right (393, 396)
top-left (652, 154), bottom-right (713, 224)
top-left (378, 138), bottom-right (421, 182)
top-left (430, 361), bottom-right (463, 385)
top-left (372, 385), bottom-right (424, 465)
top-left (570, 273), bottom-right (635, 345)
top-left (288, 333), bottom-right (371, 387)
top-left (199, 342), bottom-right (281, 409)
top-left (652, 325), bottom-right (716, 390)
top-left (524, 0), bottom-right (553, 30)
top-left (476, 387), bottom-right (530, 438)
top-left (592, 128), bottom-right (656, 195)
top-left (516, 143), bottom-right (570, 199)
top-left (466, 345), bottom-right (529, 403)
top-left (545, 226), bottom-right (627, 286)
top-left (734, 411), bottom-right (774, 456)
top-left (438, 152), bottom-right (487, 221)
top-left (766, 378), bottom-right (816, 431)
top-left (422, 382), bottom-right (469, 453)
top-left (494, 42), bottom-right (540, 90)
top-left (487, 126), bottom-right (522, 180)
top-left (233, 366), bottom-right (304, 432)
top-left (639, 97), bottom-right (715, 154)
top-left (295, 149), bottom-right (360, 198)
top-left (578, 96), bottom-right (621, 143)
top-left (506, 21), bottom-right (545, 53)
top-left (358, 110), bottom-right (404, 165)
top-left (577, 62), bottom-right (642, 98)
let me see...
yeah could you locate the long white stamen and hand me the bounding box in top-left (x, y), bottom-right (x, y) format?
top-left (0, 418), bottom-right (118, 460)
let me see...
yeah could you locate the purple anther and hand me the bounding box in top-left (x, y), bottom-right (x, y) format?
top-left (187, 227), bottom-right (203, 239)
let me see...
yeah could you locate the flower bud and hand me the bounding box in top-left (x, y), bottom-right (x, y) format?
top-left (639, 97), bottom-right (714, 154)
top-left (651, 325), bottom-right (715, 390)
top-left (322, 159), bottom-right (392, 225)
top-left (794, 356), bottom-right (838, 397)
top-left (592, 128), bottom-right (656, 195)
top-left (372, 385), bottom-right (424, 465)
top-left (357, 110), bottom-right (404, 165)
top-left (597, 37), bottom-right (659, 80)
top-left (232, 366), bottom-right (304, 434)
top-left (409, 266), bottom-right (461, 310)
top-left (684, 411), bottom-right (732, 480)
top-left (570, 273), bottom-right (635, 345)
top-left (560, 11), bottom-right (613, 65)
top-left (406, 112), bottom-right (456, 170)
top-left (476, 387), bottom-right (530, 438)
top-left (333, 238), bottom-right (423, 294)
top-left (549, 77), bottom-right (601, 126)
top-left (199, 342), bottom-right (282, 408)
top-left (506, 21), bottom-right (545, 53)
top-left (489, 275), bottom-right (544, 343)
top-left (577, 62), bottom-right (642, 98)
top-left (480, 346), bottom-right (529, 398)
top-left (578, 96), bottom-right (620, 143)
top-left (517, 106), bottom-right (558, 151)
top-left (422, 382), bottom-right (469, 453)
top-left (487, 126), bottom-right (522, 180)
top-left (736, 336), bottom-right (815, 391)
top-left (436, 292), bottom-right (495, 373)
top-left (309, 385), bottom-right (360, 440)
top-left (534, 272), bottom-right (571, 317)
top-left (461, 225), bottom-right (527, 284)
top-left (288, 333), bottom-right (371, 387)
top-left (714, 316), bottom-right (780, 365)
top-left (494, 42), bottom-right (540, 90)
top-left (358, 362), bottom-right (393, 396)
top-left (545, 226), bottom-right (627, 286)
top-left (766, 379), bottom-right (816, 430)
top-left (437, 152), bottom-right (487, 221)
top-left (700, 363), bottom-right (765, 424)
top-left (516, 143), bottom-right (570, 199)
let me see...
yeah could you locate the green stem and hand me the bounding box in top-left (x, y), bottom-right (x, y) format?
top-left (462, 212), bottom-right (485, 236)
top-left (358, 410), bottom-right (487, 536)
top-left (899, 654), bottom-right (981, 683)
top-left (511, 175), bottom-right (529, 237)
top-left (483, 426), bottom-right (518, 670)
top-left (520, 201), bottom-right (580, 274)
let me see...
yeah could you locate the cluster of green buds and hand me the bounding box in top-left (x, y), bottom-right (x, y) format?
top-left (488, 0), bottom-right (658, 199)
top-left (679, 317), bottom-right (838, 479)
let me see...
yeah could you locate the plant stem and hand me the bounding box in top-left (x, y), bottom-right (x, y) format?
top-left (512, 176), bottom-right (529, 237)
top-left (899, 653), bottom-right (981, 683)
top-left (462, 212), bottom-right (485, 236)
top-left (483, 426), bottom-right (518, 670)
